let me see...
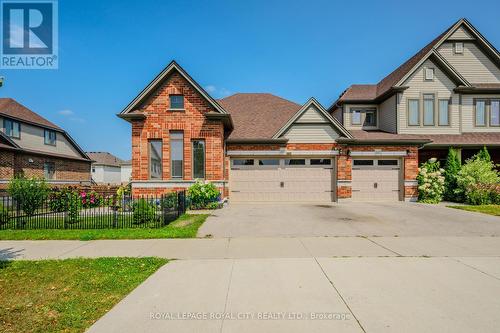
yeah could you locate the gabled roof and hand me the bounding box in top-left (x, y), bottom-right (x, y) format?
top-left (330, 18), bottom-right (500, 109)
top-left (218, 93), bottom-right (302, 140)
top-left (273, 97), bottom-right (353, 139)
top-left (86, 152), bottom-right (124, 167)
top-left (0, 98), bottom-right (90, 161)
top-left (119, 60), bottom-right (228, 118)
top-left (0, 98), bottom-right (61, 130)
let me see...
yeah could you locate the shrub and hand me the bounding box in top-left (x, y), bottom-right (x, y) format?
top-left (80, 191), bottom-right (102, 208)
top-left (132, 198), bottom-right (156, 224)
top-left (0, 202), bottom-right (10, 225)
top-left (443, 148), bottom-right (462, 202)
top-left (477, 146), bottom-right (491, 162)
top-left (160, 192), bottom-right (178, 210)
top-left (66, 192), bottom-right (82, 223)
top-left (49, 187), bottom-right (75, 212)
top-left (8, 176), bottom-right (49, 217)
top-left (465, 183), bottom-right (500, 205)
top-left (206, 202), bottom-right (221, 210)
top-left (455, 156), bottom-right (499, 204)
top-left (187, 181), bottom-right (220, 209)
top-left (417, 158), bottom-right (445, 203)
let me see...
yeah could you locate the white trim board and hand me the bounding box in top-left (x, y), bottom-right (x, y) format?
top-left (227, 150), bottom-right (340, 157)
top-left (349, 151), bottom-right (408, 157)
top-left (132, 180), bottom-right (227, 188)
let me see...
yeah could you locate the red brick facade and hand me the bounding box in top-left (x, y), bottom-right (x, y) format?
top-left (127, 69), bottom-right (421, 201)
top-left (0, 149), bottom-right (91, 189)
top-left (131, 72), bottom-right (226, 196)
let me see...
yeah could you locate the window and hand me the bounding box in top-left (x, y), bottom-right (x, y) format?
top-left (423, 94), bottom-right (435, 126)
top-left (258, 159), bottom-right (279, 166)
top-left (192, 140), bottom-right (205, 179)
top-left (377, 160), bottom-right (398, 166)
top-left (92, 167), bottom-right (95, 173)
top-left (170, 132), bottom-right (184, 178)
top-left (169, 95), bottom-right (184, 110)
top-left (454, 42), bottom-right (464, 54)
top-left (351, 110), bottom-right (361, 125)
top-left (353, 160), bottom-right (374, 166)
top-left (438, 99), bottom-right (450, 126)
top-left (149, 140), bottom-right (163, 179)
top-left (232, 159), bottom-right (254, 166)
top-left (44, 129), bottom-right (56, 145)
top-left (351, 109), bottom-right (376, 127)
top-left (475, 100), bottom-right (486, 126)
top-left (424, 68), bottom-right (434, 81)
top-left (285, 159), bottom-right (305, 166)
top-left (408, 99), bottom-right (420, 126)
top-left (491, 100), bottom-right (500, 127)
top-left (44, 162), bottom-right (55, 180)
top-left (364, 110), bottom-right (377, 127)
top-left (310, 159), bottom-right (331, 165)
top-left (4, 119), bottom-right (20, 138)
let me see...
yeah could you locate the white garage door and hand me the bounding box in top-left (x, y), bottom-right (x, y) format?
top-left (230, 158), bottom-right (335, 202)
top-left (351, 159), bottom-right (401, 201)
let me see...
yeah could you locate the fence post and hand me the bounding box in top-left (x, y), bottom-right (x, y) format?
top-left (112, 194), bottom-right (118, 228)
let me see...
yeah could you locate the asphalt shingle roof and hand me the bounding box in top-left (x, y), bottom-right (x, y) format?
top-left (218, 93), bottom-right (301, 139)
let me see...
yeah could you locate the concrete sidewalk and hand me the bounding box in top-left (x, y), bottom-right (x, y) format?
top-left (87, 256), bottom-right (500, 333)
top-left (2, 236), bottom-right (500, 260)
top-left (3, 237), bottom-right (500, 332)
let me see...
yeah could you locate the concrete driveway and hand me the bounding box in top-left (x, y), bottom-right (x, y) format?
top-left (198, 202), bottom-right (500, 237)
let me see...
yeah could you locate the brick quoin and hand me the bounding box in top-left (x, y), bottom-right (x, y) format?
top-left (131, 72), bottom-right (225, 196)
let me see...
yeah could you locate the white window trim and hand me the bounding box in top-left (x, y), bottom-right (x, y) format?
top-left (454, 42), bottom-right (464, 54)
top-left (424, 67), bottom-right (435, 81)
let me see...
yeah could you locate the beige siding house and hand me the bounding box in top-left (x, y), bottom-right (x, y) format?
top-left (328, 18), bottom-right (500, 165)
top-left (0, 98), bottom-right (91, 185)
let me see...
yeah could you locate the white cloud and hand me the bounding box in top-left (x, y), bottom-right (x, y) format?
top-left (205, 85), bottom-right (216, 93)
top-left (58, 109), bottom-right (74, 116)
top-left (204, 85), bottom-right (232, 98)
top-left (58, 109), bottom-right (85, 123)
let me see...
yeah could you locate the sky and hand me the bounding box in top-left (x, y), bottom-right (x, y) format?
top-left (1, 0), bottom-right (499, 160)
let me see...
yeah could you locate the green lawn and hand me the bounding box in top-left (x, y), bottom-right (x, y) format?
top-left (0, 214), bottom-right (209, 240)
top-left (448, 205), bottom-right (500, 217)
top-left (0, 257), bottom-right (167, 333)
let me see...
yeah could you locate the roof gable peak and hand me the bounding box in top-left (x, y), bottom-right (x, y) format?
top-left (273, 97), bottom-right (353, 139)
top-left (119, 60), bottom-right (227, 117)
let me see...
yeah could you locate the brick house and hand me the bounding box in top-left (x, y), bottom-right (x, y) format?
top-left (0, 98), bottom-right (91, 188)
top-left (119, 18), bottom-right (500, 202)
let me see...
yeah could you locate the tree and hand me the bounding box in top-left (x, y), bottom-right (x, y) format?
top-left (477, 146), bottom-right (491, 162)
top-left (443, 148), bottom-right (461, 202)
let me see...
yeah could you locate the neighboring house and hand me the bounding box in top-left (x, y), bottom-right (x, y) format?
top-left (87, 152), bottom-right (131, 185)
top-left (0, 98), bottom-right (91, 186)
top-left (120, 160), bottom-right (132, 184)
top-left (329, 18), bottom-right (500, 165)
top-left (118, 18), bottom-right (500, 203)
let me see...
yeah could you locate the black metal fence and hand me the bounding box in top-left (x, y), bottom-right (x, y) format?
top-left (0, 191), bottom-right (186, 230)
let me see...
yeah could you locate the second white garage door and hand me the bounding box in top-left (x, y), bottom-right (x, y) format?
top-left (351, 158), bottom-right (401, 201)
top-left (230, 158), bottom-right (335, 202)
